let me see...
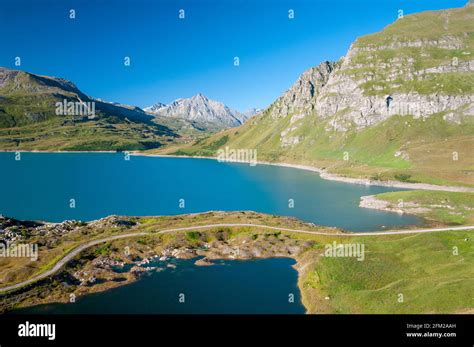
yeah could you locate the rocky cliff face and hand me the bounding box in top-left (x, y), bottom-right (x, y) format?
top-left (316, 41), bottom-right (473, 132)
top-left (144, 102), bottom-right (167, 113)
top-left (267, 61), bottom-right (335, 120)
top-left (259, 4), bottom-right (474, 139)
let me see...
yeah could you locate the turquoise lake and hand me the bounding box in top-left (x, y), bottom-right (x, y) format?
top-left (16, 258), bottom-right (305, 314)
top-left (1, 152), bottom-right (423, 314)
top-left (0, 152), bottom-right (420, 231)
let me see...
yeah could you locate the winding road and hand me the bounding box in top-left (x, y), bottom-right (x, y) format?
top-left (1, 223), bottom-right (473, 294)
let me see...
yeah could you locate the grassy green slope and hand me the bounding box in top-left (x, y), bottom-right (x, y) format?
top-left (166, 111), bottom-right (474, 186)
top-left (301, 229), bottom-right (474, 313)
top-left (351, 5), bottom-right (474, 96)
top-left (367, 190), bottom-right (474, 225)
top-left (0, 117), bottom-right (179, 151)
top-left (0, 69), bottom-right (180, 150)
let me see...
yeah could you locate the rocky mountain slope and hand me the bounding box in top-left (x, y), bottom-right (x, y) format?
top-left (316, 4), bottom-right (473, 131)
top-left (0, 67), bottom-right (181, 150)
top-left (145, 93), bottom-right (249, 129)
top-left (169, 3), bottom-right (474, 187)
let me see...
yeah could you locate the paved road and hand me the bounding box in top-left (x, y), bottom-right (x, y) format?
top-left (1, 223), bottom-right (473, 294)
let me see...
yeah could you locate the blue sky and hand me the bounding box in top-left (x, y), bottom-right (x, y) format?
top-left (0, 0), bottom-right (468, 111)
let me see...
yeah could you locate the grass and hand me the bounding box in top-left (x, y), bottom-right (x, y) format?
top-left (370, 190), bottom-right (474, 225)
top-left (94, 242), bottom-right (112, 256)
top-left (347, 5), bottom-right (474, 96)
top-left (0, 241), bottom-right (79, 286)
top-left (2, 211), bottom-right (473, 314)
top-left (159, 111), bottom-right (474, 187)
top-left (355, 5), bottom-right (474, 47)
top-left (0, 70), bottom-right (185, 151)
top-left (300, 229), bottom-right (474, 313)
top-left (0, 117), bottom-right (178, 151)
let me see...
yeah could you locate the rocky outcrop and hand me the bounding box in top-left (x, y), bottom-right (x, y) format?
top-left (0, 67), bottom-right (86, 97)
top-left (315, 43), bottom-right (474, 131)
top-left (268, 3), bottom-right (474, 143)
top-left (270, 61), bottom-right (336, 146)
top-left (194, 257), bottom-right (214, 266)
top-left (269, 61), bottom-right (335, 120)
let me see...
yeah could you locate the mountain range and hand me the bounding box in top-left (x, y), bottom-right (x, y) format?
top-left (0, 67), bottom-right (182, 150)
top-left (144, 93), bottom-right (256, 129)
top-left (0, 69), bottom-right (254, 150)
top-left (169, 2), bottom-right (474, 187)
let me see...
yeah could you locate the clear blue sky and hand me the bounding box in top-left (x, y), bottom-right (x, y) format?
top-left (0, 0), bottom-right (468, 111)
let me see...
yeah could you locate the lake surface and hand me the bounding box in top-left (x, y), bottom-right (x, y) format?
top-left (16, 258), bottom-right (305, 314)
top-left (0, 152), bottom-right (421, 231)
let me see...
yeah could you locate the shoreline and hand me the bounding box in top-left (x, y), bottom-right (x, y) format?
top-left (120, 151), bottom-right (474, 193)
top-left (1, 218), bottom-right (472, 295)
top-left (1, 212), bottom-right (473, 313)
top-left (12, 254), bottom-right (309, 314)
top-left (255, 161), bottom-right (474, 193)
top-left (4, 218), bottom-right (472, 313)
top-left (2, 149), bottom-right (473, 192)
